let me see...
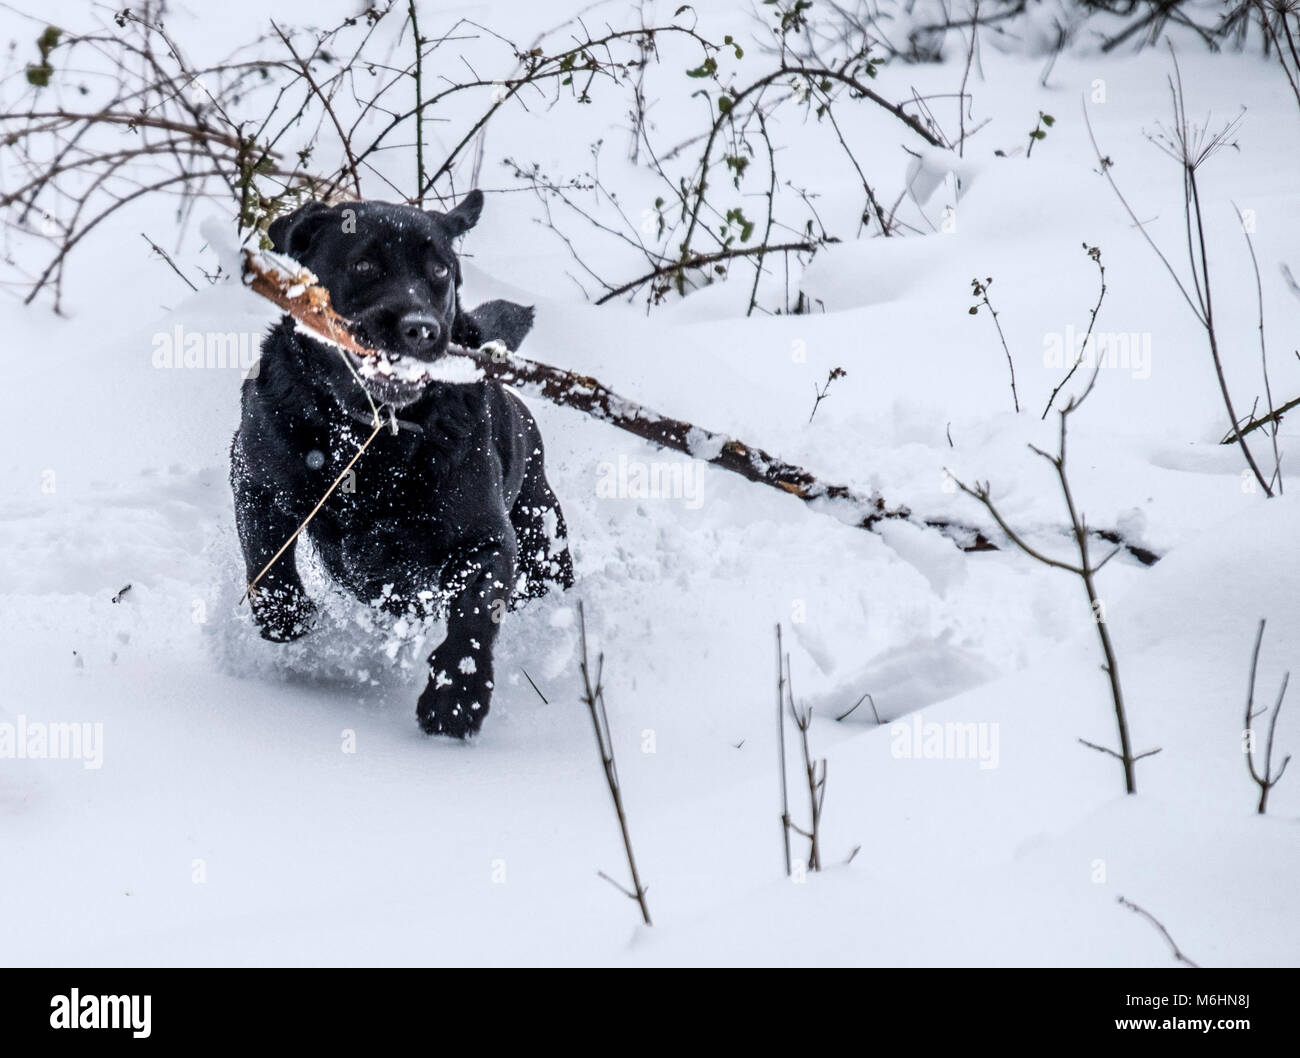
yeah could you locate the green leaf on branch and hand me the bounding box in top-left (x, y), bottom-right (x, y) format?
top-left (37, 25), bottom-right (61, 58)
top-left (26, 25), bottom-right (61, 88)
top-left (725, 207), bottom-right (754, 242)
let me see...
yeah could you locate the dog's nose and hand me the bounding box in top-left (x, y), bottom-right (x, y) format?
top-left (396, 312), bottom-right (442, 356)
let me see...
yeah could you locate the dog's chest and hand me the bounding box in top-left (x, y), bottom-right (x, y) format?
top-left (289, 424), bottom-right (448, 519)
top-left (300, 429), bottom-right (468, 587)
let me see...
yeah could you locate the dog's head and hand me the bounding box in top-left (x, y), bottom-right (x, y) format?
top-left (267, 191), bottom-right (484, 408)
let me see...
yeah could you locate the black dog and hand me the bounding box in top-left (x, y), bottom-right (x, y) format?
top-left (231, 191), bottom-right (573, 737)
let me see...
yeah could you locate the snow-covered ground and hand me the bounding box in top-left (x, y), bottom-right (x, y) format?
top-left (1, 0), bottom-right (1297, 966)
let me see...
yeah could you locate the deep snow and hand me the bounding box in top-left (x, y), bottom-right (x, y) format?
top-left (0, 0), bottom-right (1297, 966)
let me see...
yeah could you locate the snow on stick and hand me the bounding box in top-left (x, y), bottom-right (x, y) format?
top-left (241, 249), bottom-right (1158, 565)
top-left (243, 248), bottom-right (373, 360)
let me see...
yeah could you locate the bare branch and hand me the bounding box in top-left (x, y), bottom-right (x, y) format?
top-left (1243, 619), bottom-right (1292, 814)
top-left (1117, 896), bottom-right (1201, 968)
top-left (578, 602), bottom-right (652, 926)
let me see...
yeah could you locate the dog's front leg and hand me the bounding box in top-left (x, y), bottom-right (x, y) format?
top-left (417, 538), bottom-right (516, 738)
top-left (232, 459), bottom-right (316, 642)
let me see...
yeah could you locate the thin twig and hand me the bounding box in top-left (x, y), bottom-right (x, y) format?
top-left (1117, 896), bottom-right (1200, 968)
top-left (1042, 244), bottom-right (1106, 419)
top-left (777, 624), bottom-right (792, 877)
top-left (952, 376), bottom-right (1158, 794)
top-left (1244, 618), bottom-right (1292, 814)
top-left (1221, 395), bottom-right (1300, 445)
top-left (1233, 202), bottom-right (1283, 493)
top-left (578, 602), bottom-right (652, 926)
top-left (408, 1), bottom-right (426, 204)
top-left (521, 667), bottom-right (548, 705)
top-left (835, 691), bottom-right (881, 724)
top-left (139, 232), bottom-right (198, 291)
top-left (970, 276), bottom-right (1019, 413)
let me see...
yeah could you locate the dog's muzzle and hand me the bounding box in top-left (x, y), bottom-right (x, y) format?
top-left (396, 312), bottom-right (443, 359)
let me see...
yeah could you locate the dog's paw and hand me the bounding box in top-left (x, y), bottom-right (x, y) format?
top-left (250, 589), bottom-right (317, 643)
top-left (416, 654), bottom-right (493, 738)
top-left (416, 684), bottom-right (487, 739)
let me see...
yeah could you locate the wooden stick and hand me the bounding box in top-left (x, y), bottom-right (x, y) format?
top-left (241, 250), bottom-right (1161, 565)
top-left (243, 248), bottom-right (374, 359)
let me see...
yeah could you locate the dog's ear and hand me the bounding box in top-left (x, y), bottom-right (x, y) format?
top-left (267, 200), bottom-right (335, 259)
top-left (435, 189), bottom-right (484, 238)
top-left (456, 299), bottom-right (535, 352)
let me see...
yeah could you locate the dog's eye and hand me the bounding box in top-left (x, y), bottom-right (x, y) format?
top-left (352, 258), bottom-right (377, 276)
top-left (431, 263), bottom-right (449, 280)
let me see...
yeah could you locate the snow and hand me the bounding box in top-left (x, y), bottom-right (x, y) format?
top-left (358, 351), bottom-right (484, 385)
top-left (1, 0), bottom-right (1297, 967)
